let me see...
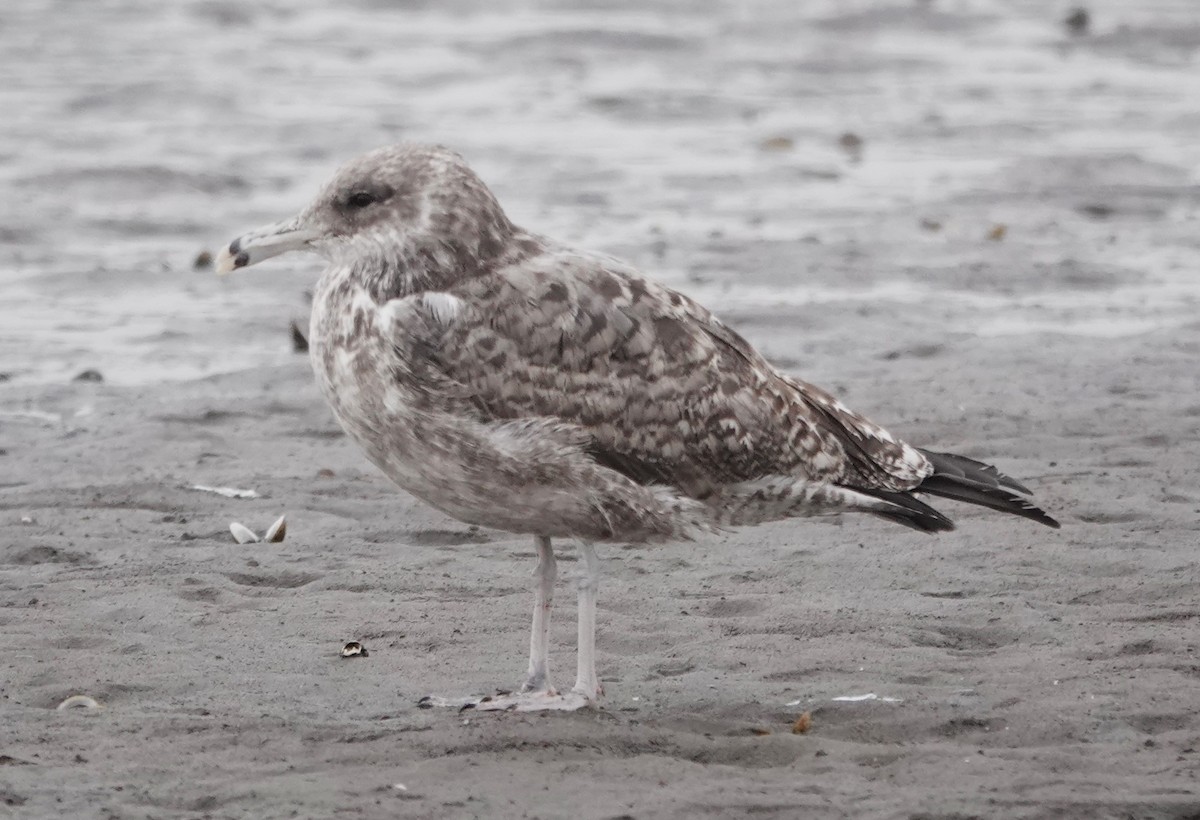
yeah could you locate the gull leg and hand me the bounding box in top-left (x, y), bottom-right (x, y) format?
top-left (571, 541), bottom-right (603, 702)
top-left (420, 536), bottom-right (558, 710)
top-left (521, 535), bottom-right (556, 694)
top-left (468, 536), bottom-right (592, 712)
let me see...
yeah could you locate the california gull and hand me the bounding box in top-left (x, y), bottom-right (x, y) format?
top-left (216, 143), bottom-right (1059, 712)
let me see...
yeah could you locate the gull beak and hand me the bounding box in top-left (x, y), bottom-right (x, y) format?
top-left (215, 216), bottom-right (320, 276)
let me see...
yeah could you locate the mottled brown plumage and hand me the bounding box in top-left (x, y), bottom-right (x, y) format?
top-left (217, 143), bottom-right (1058, 710)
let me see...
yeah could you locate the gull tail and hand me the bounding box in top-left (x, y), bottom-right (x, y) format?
top-left (854, 450), bottom-right (1059, 533)
top-left (914, 449), bottom-right (1060, 529)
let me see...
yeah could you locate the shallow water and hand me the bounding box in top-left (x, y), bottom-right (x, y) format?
top-left (2, 0), bottom-right (1198, 385)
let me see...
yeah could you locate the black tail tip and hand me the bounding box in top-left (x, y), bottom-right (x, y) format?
top-left (1036, 511), bottom-right (1062, 530)
top-left (863, 489), bottom-right (956, 534)
top-left (917, 449), bottom-right (1061, 530)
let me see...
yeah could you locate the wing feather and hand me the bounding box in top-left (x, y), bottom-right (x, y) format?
top-left (406, 244), bottom-right (925, 497)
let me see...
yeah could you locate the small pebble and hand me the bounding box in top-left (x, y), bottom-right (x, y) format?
top-left (290, 320), bottom-right (309, 353)
top-left (72, 369), bottom-right (104, 383)
top-left (193, 250), bottom-right (214, 269)
top-left (1064, 8), bottom-right (1090, 36)
top-left (1078, 203), bottom-right (1113, 219)
top-left (838, 132), bottom-right (864, 162)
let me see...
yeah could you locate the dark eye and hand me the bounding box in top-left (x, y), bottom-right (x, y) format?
top-left (346, 191), bottom-right (376, 209)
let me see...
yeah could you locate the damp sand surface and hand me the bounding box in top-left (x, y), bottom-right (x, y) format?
top-left (2, 1), bottom-right (1200, 818)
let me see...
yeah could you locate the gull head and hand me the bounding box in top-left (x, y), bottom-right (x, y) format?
top-left (216, 143), bottom-right (515, 291)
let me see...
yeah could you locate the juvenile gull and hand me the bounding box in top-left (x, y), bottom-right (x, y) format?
top-left (217, 143), bottom-right (1059, 712)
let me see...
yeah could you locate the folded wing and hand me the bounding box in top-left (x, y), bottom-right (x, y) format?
top-left (414, 243), bottom-right (931, 500)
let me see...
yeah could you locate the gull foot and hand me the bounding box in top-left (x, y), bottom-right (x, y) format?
top-left (473, 688), bottom-right (595, 712)
top-left (417, 689), bottom-right (597, 713)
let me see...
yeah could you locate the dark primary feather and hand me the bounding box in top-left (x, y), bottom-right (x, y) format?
top-left (914, 450), bottom-right (1060, 529)
top-left (854, 487), bottom-right (956, 533)
top-left (920, 449), bottom-right (1031, 494)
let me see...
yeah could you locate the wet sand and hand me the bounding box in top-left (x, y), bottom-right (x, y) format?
top-left (3, 1), bottom-right (1200, 818)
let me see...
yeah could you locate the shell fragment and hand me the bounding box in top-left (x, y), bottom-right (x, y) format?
top-left (191, 484), bottom-right (261, 499)
top-left (229, 522), bottom-right (260, 544)
top-left (56, 695), bottom-right (103, 711)
top-left (341, 641), bottom-right (369, 658)
top-left (264, 515), bottom-right (287, 543)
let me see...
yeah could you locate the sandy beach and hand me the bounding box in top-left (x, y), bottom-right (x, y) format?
top-left (3, 1), bottom-right (1199, 818)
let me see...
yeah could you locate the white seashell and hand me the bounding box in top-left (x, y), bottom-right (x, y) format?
top-left (229, 522), bottom-right (260, 544)
top-left (191, 484), bottom-right (261, 499)
top-left (56, 695), bottom-right (103, 711)
top-left (831, 693), bottom-right (903, 703)
top-left (264, 515), bottom-right (287, 543)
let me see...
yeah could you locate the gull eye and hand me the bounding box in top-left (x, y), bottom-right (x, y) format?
top-left (346, 190), bottom-right (376, 209)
